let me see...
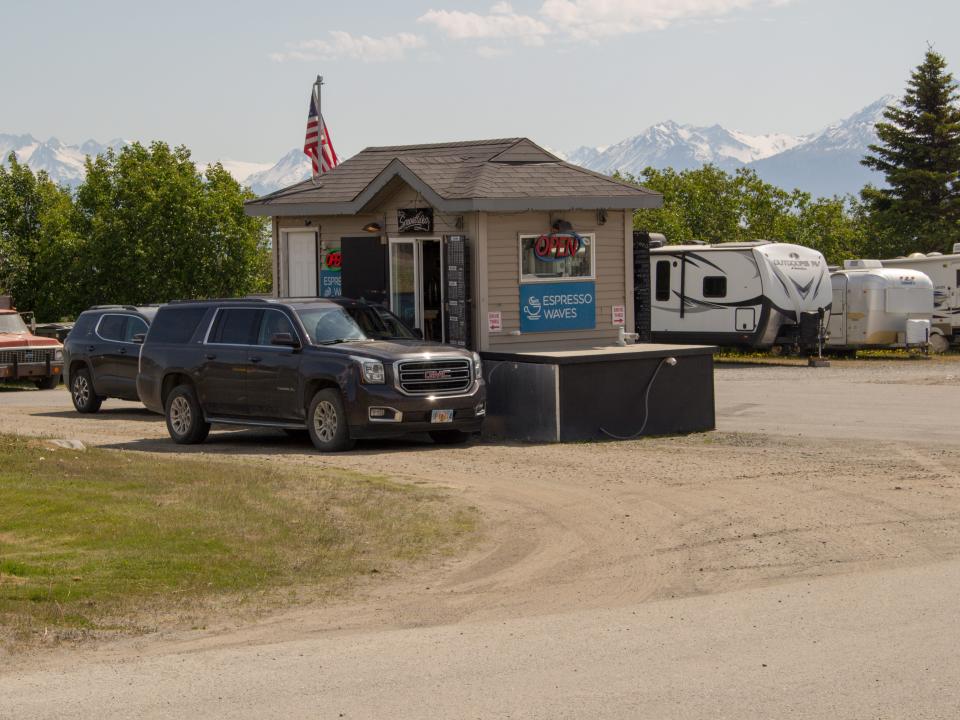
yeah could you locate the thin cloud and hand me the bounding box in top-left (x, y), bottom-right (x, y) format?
top-left (540, 0), bottom-right (791, 39)
top-left (418, 3), bottom-right (551, 42)
top-left (476, 45), bottom-right (513, 58)
top-left (270, 31), bottom-right (426, 63)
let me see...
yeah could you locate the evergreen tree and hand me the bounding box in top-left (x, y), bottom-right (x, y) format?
top-left (861, 48), bottom-right (960, 253)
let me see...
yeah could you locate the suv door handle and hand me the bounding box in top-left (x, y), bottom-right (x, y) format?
top-left (118, 347), bottom-right (127, 355)
top-left (87, 345), bottom-right (95, 352)
top-left (250, 356), bottom-right (262, 363)
top-left (205, 353), bottom-right (217, 360)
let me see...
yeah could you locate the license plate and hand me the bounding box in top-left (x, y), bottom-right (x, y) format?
top-left (431, 409), bottom-right (454, 423)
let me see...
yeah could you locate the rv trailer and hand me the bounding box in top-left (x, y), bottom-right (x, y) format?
top-left (826, 260), bottom-right (933, 353)
top-left (879, 243), bottom-right (960, 352)
top-left (649, 241), bottom-right (832, 352)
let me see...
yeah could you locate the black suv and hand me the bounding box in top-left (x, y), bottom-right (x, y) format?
top-left (64, 305), bottom-right (159, 413)
top-left (136, 298), bottom-right (486, 452)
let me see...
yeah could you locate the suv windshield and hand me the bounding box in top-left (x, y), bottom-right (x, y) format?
top-left (295, 305), bottom-right (416, 345)
top-left (0, 313), bottom-right (29, 334)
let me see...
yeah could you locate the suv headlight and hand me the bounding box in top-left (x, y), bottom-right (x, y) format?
top-left (355, 358), bottom-right (385, 384)
top-left (472, 352), bottom-right (482, 378)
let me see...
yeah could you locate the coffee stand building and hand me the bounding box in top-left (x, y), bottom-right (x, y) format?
top-left (245, 138), bottom-right (714, 440)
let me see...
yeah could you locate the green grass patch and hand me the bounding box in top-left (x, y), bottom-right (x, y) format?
top-left (0, 436), bottom-right (477, 647)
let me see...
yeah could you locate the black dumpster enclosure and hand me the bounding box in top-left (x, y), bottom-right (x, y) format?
top-left (481, 345), bottom-right (715, 442)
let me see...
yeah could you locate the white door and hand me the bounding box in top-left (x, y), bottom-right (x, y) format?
top-left (287, 231), bottom-right (318, 297)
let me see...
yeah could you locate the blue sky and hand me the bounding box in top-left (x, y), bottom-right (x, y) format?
top-left (4, 0), bottom-right (960, 162)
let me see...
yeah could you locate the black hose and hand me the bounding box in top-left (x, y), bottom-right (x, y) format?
top-left (599, 357), bottom-right (673, 440)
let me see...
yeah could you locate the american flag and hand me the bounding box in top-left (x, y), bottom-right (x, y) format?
top-left (303, 90), bottom-right (338, 177)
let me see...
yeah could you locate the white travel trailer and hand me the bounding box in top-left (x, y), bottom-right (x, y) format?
top-left (879, 243), bottom-right (960, 352)
top-left (826, 260), bottom-right (933, 352)
top-left (649, 240), bottom-right (832, 351)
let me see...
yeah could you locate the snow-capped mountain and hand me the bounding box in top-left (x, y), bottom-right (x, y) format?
top-left (747, 95), bottom-right (895, 198)
top-left (567, 96), bottom-right (895, 197)
top-left (243, 149), bottom-right (313, 196)
top-left (2, 96), bottom-right (895, 198)
top-left (568, 123), bottom-right (804, 176)
top-left (0, 134), bottom-right (127, 187)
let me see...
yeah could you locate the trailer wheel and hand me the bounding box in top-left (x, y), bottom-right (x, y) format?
top-left (929, 334), bottom-right (949, 354)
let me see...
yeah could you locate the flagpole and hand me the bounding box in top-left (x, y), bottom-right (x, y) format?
top-left (311, 74), bottom-right (324, 184)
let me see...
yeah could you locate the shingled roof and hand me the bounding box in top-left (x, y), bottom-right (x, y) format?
top-left (244, 138), bottom-right (662, 216)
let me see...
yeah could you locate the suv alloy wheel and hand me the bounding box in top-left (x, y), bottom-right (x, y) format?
top-left (307, 388), bottom-right (354, 452)
top-left (70, 367), bottom-right (102, 413)
top-left (165, 384), bottom-right (211, 444)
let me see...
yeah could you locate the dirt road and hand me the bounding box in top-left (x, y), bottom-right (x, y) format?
top-left (2, 358), bottom-right (960, 718)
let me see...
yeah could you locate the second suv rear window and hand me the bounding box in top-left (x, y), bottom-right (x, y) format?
top-left (149, 307), bottom-right (209, 344)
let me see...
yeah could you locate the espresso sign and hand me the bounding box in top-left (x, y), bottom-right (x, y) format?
top-left (397, 208), bottom-right (433, 233)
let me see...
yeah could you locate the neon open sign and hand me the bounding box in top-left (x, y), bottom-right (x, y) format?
top-left (533, 232), bottom-right (584, 262)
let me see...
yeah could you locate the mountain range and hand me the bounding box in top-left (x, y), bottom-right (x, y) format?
top-left (1, 96), bottom-right (894, 199)
top-left (561, 95), bottom-right (894, 198)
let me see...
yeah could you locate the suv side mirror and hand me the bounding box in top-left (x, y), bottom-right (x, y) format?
top-left (412, 327), bottom-right (424, 340)
top-left (271, 332), bottom-right (300, 348)
top-left (132, 333), bottom-right (146, 344)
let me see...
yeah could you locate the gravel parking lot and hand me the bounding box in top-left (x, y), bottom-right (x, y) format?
top-left (2, 356), bottom-right (960, 719)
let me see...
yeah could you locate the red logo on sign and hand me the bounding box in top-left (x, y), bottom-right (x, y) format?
top-left (325, 251), bottom-right (342, 269)
top-left (534, 233), bottom-right (582, 262)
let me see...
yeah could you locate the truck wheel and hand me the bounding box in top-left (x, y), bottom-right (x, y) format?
top-left (929, 334), bottom-right (949, 354)
top-left (429, 429), bottom-right (470, 445)
top-left (307, 389), bottom-right (354, 452)
top-left (164, 384), bottom-right (210, 444)
top-left (35, 374), bottom-right (61, 390)
top-left (70, 368), bottom-right (102, 412)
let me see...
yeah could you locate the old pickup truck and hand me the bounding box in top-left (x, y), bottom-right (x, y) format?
top-left (0, 307), bottom-right (64, 389)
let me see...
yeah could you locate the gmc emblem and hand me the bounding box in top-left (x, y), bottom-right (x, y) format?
top-left (425, 370), bottom-right (451, 380)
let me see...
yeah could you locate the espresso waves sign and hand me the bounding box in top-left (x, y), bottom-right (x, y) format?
top-left (520, 281), bottom-right (596, 333)
top-left (397, 208), bottom-right (433, 233)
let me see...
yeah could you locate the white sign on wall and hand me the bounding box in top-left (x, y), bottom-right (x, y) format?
top-left (612, 305), bottom-right (626, 326)
top-left (488, 311), bottom-right (502, 332)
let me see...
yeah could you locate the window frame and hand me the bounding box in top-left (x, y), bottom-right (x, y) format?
top-left (518, 232), bottom-right (596, 284)
top-left (702, 275), bottom-right (727, 299)
top-left (655, 260), bottom-right (671, 302)
top-left (95, 313), bottom-right (136, 344)
top-left (204, 307), bottom-right (303, 349)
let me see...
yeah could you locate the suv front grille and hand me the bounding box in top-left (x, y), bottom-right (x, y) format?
top-left (0, 349), bottom-right (55, 365)
top-left (397, 358), bottom-right (473, 395)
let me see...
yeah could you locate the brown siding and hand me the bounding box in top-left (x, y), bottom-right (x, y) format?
top-left (484, 210), bottom-right (628, 351)
top-left (274, 185), bottom-right (480, 345)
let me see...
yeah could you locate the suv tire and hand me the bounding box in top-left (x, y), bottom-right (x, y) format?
top-left (70, 368), bottom-right (102, 412)
top-left (429, 429), bottom-right (470, 445)
top-left (165, 384), bottom-right (211, 445)
top-left (307, 389), bottom-right (354, 452)
top-left (36, 374), bottom-right (61, 391)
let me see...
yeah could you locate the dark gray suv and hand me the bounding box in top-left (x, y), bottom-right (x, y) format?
top-left (136, 298), bottom-right (485, 452)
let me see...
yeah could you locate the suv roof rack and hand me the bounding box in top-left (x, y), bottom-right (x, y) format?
top-left (167, 298), bottom-right (274, 305)
top-left (89, 304), bottom-right (146, 312)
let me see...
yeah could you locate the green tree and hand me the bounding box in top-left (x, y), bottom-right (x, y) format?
top-left (861, 48), bottom-right (960, 253)
top-left (0, 155), bottom-right (81, 319)
top-left (73, 142), bottom-right (270, 307)
top-left (627, 165), bottom-right (869, 265)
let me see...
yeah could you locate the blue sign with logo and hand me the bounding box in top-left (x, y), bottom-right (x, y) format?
top-left (520, 281), bottom-right (596, 333)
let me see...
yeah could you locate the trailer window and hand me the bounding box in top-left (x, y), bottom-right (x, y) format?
top-left (703, 276), bottom-right (727, 298)
top-left (655, 261), bottom-right (671, 301)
